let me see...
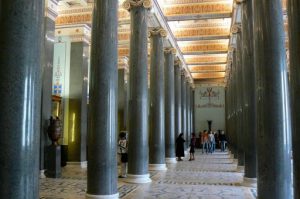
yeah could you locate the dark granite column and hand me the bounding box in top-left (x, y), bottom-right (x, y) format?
top-left (181, 73), bottom-right (187, 148)
top-left (40, 3), bottom-right (57, 176)
top-left (67, 41), bottom-right (88, 166)
top-left (225, 86), bottom-right (229, 144)
top-left (241, 0), bottom-right (257, 184)
top-left (191, 87), bottom-right (195, 134)
top-left (226, 76), bottom-right (232, 150)
top-left (236, 30), bottom-right (245, 167)
top-left (228, 69), bottom-right (236, 157)
top-left (123, 0), bottom-right (152, 183)
top-left (0, 1), bottom-right (44, 198)
top-left (288, 0), bottom-right (300, 197)
top-left (86, 0), bottom-right (118, 198)
top-left (175, 61), bottom-right (182, 138)
top-left (164, 48), bottom-right (177, 164)
top-left (186, 82), bottom-right (191, 147)
top-left (149, 28), bottom-right (167, 171)
top-left (118, 68), bottom-right (128, 132)
top-left (232, 50), bottom-right (238, 159)
top-left (253, 0), bottom-right (292, 198)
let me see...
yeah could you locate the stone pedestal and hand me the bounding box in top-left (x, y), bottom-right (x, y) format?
top-left (45, 145), bottom-right (62, 178)
top-left (242, 177), bottom-right (257, 188)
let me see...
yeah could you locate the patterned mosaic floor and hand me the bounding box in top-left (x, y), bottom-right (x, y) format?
top-left (40, 150), bottom-right (257, 199)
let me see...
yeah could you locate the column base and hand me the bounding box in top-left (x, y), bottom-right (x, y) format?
top-left (149, 164), bottom-right (167, 171)
top-left (242, 177), bottom-right (257, 187)
top-left (67, 161), bottom-right (88, 168)
top-left (165, 158), bottom-right (177, 164)
top-left (86, 192), bottom-right (119, 199)
top-left (237, 166), bottom-right (245, 172)
top-left (184, 150), bottom-right (189, 156)
top-left (123, 174), bottom-right (152, 184)
top-left (40, 170), bottom-right (46, 178)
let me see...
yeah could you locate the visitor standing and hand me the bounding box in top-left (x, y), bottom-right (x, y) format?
top-left (176, 133), bottom-right (185, 161)
top-left (219, 131), bottom-right (227, 152)
top-left (189, 133), bottom-right (196, 161)
top-left (118, 132), bottom-right (128, 178)
top-left (208, 131), bottom-right (215, 153)
top-left (201, 130), bottom-right (209, 154)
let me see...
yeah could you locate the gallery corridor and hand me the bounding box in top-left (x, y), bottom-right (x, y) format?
top-left (40, 150), bottom-right (256, 199)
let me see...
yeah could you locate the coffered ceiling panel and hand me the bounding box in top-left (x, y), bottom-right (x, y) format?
top-left (159, 0), bottom-right (233, 83)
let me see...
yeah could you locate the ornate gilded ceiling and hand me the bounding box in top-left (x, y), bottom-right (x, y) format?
top-left (53, 0), bottom-right (288, 85)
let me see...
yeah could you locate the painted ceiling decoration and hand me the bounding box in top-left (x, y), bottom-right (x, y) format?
top-left (54, 0), bottom-right (288, 85)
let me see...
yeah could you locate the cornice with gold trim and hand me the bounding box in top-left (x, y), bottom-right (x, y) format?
top-left (45, 0), bottom-right (58, 21)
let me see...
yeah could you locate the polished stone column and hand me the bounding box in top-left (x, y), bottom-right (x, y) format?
top-left (288, 0), bottom-right (300, 197)
top-left (253, 0), bottom-right (292, 198)
top-left (181, 73), bottom-right (187, 147)
top-left (149, 28), bottom-right (167, 171)
top-left (236, 31), bottom-right (245, 167)
top-left (241, 0), bottom-right (257, 184)
top-left (86, 0), bottom-right (118, 198)
top-left (174, 61), bottom-right (182, 138)
top-left (231, 50), bottom-right (238, 159)
top-left (186, 82), bottom-right (191, 146)
top-left (118, 68), bottom-right (128, 132)
top-left (164, 48), bottom-right (177, 164)
top-left (123, 0), bottom-right (152, 184)
top-left (0, 1), bottom-right (44, 198)
top-left (191, 88), bottom-right (195, 133)
top-left (40, 1), bottom-right (57, 175)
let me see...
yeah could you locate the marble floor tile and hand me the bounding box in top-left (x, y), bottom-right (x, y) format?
top-left (40, 149), bottom-right (256, 199)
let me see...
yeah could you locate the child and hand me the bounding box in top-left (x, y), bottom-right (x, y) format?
top-left (118, 132), bottom-right (128, 178)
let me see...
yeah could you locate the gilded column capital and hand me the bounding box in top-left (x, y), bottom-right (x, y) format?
top-left (231, 24), bottom-right (241, 34)
top-left (149, 28), bottom-right (167, 38)
top-left (181, 69), bottom-right (187, 77)
top-left (174, 59), bottom-right (182, 67)
top-left (164, 47), bottom-right (177, 55)
top-left (123, 0), bottom-right (152, 11)
top-left (228, 45), bottom-right (236, 52)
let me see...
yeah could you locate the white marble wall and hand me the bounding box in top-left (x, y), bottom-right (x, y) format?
top-left (194, 85), bottom-right (225, 134)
